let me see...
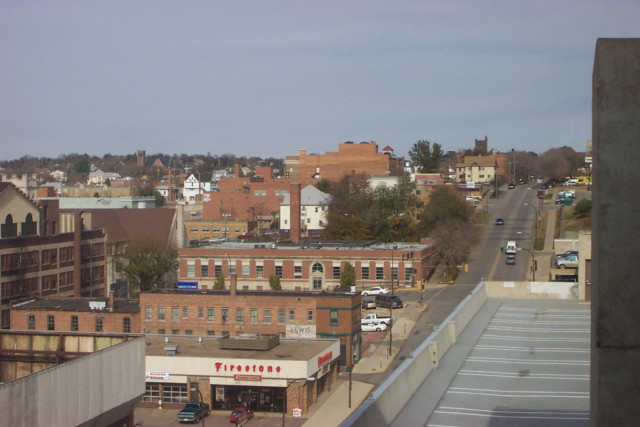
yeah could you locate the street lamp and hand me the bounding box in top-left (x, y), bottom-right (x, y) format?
top-left (190, 387), bottom-right (205, 427)
top-left (517, 247), bottom-right (536, 281)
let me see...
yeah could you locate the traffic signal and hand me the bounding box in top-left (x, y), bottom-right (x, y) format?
top-left (464, 264), bottom-right (468, 272)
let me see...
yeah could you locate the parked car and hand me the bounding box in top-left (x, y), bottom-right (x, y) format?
top-left (555, 250), bottom-right (578, 259)
top-left (361, 313), bottom-right (392, 326)
top-left (555, 254), bottom-right (579, 269)
top-left (375, 294), bottom-right (404, 309)
top-left (229, 407), bottom-right (254, 424)
top-left (508, 183), bottom-right (515, 189)
top-left (362, 321), bottom-right (387, 332)
top-left (495, 218), bottom-right (504, 225)
top-left (237, 233), bottom-right (256, 239)
top-left (555, 197), bottom-right (565, 204)
top-left (361, 299), bottom-right (376, 310)
top-left (178, 402), bottom-right (210, 424)
top-left (506, 255), bottom-right (516, 265)
top-left (208, 237), bottom-right (226, 243)
top-left (362, 286), bottom-right (388, 296)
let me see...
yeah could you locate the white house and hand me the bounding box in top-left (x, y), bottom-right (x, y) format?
top-left (183, 173), bottom-right (216, 202)
top-left (87, 169), bottom-right (120, 185)
top-left (280, 185), bottom-right (331, 232)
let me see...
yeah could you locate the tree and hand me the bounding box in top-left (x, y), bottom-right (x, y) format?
top-left (409, 140), bottom-right (443, 173)
top-left (573, 199), bottom-right (592, 218)
top-left (316, 179), bottom-right (331, 193)
top-left (214, 274), bottom-right (225, 289)
top-left (536, 147), bottom-right (578, 181)
top-left (417, 186), bottom-right (474, 236)
top-left (73, 157), bottom-right (90, 173)
top-left (339, 262), bottom-right (356, 289)
top-left (269, 275), bottom-right (282, 290)
top-left (135, 183), bottom-right (166, 207)
top-left (430, 218), bottom-right (477, 266)
top-left (322, 174), bottom-right (373, 240)
top-left (120, 237), bottom-right (178, 294)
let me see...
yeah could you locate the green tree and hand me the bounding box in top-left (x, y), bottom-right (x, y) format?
top-left (409, 140), bottom-right (443, 173)
top-left (269, 275), bottom-right (282, 290)
top-left (339, 262), bottom-right (356, 289)
top-left (120, 237), bottom-right (178, 294)
top-left (135, 183), bottom-right (166, 207)
top-left (214, 274), bottom-right (225, 289)
top-left (322, 174), bottom-right (374, 240)
top-left (316, 179), bottom-right (331, 193)
top-left (73, 157), bottom-right (90, 173)
top-left (417, 186), bottom-right (474, 236)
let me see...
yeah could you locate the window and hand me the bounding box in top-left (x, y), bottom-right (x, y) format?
top-left (330, 310), bottom-right (338, 326)
top-left (207, 308), bottom-right (215, 322)
top-left (207, 330), bottom-right (215, 335)
top-left (172, 307), bottom-right (179, 322)
top-left (289, 309), bottom-right (295, 322)
top-left (376, 267), bottom-right (384, 280)
top-left (162, 385), bottom-right (188, 403)
top-left (333, 266), bottom-right (341, 279)
top-left (123, 317), bottom-right (131, 333)
top-left (71, 315), bottom-right (78, 331)
top-left (158, 307), bottom-right (165, 321)
top-left (278, 309), bottom-right (286, 324)
top-left (308, 310), bottom-right (314, 322)
top-left (145, 307), bottom-right (152, 321)
top-left (236, 308), bottom-right (244, 324)
top-left (96, 317), bottom-right (103, 332)
top-left (27, 314), bottom-right (35, 330)
top-left (182, 307), bottom-right (188, 319)
top-left (187, 262), bottom-right (195, 278)
top-left (250, 309), bottom-right (258, 324)
top-left (229, 263), bottom-right (236, 276)
top-left (254, 189), bottom-right (267, 196)
top-left (391, 267), bottom-right (398, 281)
top-left (315, 207), bottom-right (319, 213)
top-left (294, 265), bottom-right (302, 279)
top-left (275, 265), bottom-right (282, 278)
top-left (198, 307), bottom-right (204, 320)
top-left (172, 329), bottom-right (179, 335)
top-left (201, 264), bottom-right (208, 277)
top-left (263, 309), bottom-right (272, 324)
top-left (142, 384), bottom-right (160, 402)
top-left (158, 328), bottom-right (165, 334)
top-left (214, 265), bottom-right (222, 277)
top-left (313, 277), bottom-right (322, 290)
top-left (185, 330), bottom-right (192, 335)
top-left (256, 265), bottom-right (263, 278)
top-left (361, 266), bottom-right (369, 280)
top-left (312, 262), bottom-right (323, 273)
top-left (47, 315), bottom-right (55, 331)
top-left (242, 264), bottom-right (250, 278)
top-left (222, 308), bottom-right (229, 324)
top-left (405, 267), bottom-right (413, 281)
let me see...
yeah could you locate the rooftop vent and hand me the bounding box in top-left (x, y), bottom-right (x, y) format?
top-left (164, 345), bottom-right (179, 356)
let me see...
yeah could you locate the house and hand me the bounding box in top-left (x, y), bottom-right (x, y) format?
top-left (455, 155), bottom-right (498, 184)
top-left (87, 168), bottom-right (121, 185)
top-left (279, 185), bottom-right (331, 235)
top-left (183, 173), bottom-right (217, 202)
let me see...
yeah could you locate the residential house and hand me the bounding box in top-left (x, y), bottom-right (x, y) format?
top-left (455, 155), bottom-right (498, 184)
top-left (279, 185), bottom-right (331, 236)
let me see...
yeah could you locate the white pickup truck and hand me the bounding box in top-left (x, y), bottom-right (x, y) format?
top-left (361, 313), bottom-right (392, 326)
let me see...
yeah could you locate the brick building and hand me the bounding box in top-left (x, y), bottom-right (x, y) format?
top-left (284, 141), bottom-right (404, 181)
top-left (1, 183), bottom-right (107, 329)
top-left (10, 292), bottom-right (140, 334)
top-left (140, 276), bottom-right (361, 370)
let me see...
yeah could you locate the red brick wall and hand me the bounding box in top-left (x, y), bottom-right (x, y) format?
top-left (11, 309), bottom-right (141, 333)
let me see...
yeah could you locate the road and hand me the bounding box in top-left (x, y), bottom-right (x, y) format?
top-left (352, 184), bottom-right (540, 387)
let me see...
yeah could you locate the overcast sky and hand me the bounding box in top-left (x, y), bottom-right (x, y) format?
top-left (2, 1), bottom-right (639, 161)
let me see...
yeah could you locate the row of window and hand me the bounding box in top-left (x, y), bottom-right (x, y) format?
top-left (188, 261), bottom-right (413, 282)
top-left (27, 314), bottom-right (131, 333)
top-left (144, 306), bottom-right (314, 324)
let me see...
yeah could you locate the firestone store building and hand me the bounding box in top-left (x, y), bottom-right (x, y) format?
top-left (142, 334), bottom-right (339, 415)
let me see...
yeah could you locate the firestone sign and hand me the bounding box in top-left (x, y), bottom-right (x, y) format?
top-left (317, 351), bottom-right (333, 368)
top-left (215, 361), bottom-right (281, 374)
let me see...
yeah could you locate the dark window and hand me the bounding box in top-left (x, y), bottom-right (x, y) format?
top-left (333, 266), bottom-right (341, 279)
top-left (123, 317), bottom-right (131, 333)
top-left (376, 267), bottom-right (384, 280)
top-left (330, 310), bottom-right (338, 326)
top-left (95, 317), bottom-right (103, 332)
top-left (47, 314), bottom-right (55, 331)
top-left (275, 265), bottom-right (283, 278)
top-left (361, 266), bottom-right (369, 280)
top-left (201, 264), bottom-right (208, 277)
top-left (71, 315), bottom-right (78, 331)
top-left (27, 314), bottom-right (35, 330)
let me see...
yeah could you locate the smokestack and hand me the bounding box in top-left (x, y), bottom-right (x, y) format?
top-left (73, 211), bottom-right (83, 297)
top-left (108, 291), bottom-right (115, 309)
top-left (234, 164), bottom-right (241, 178)
top-left (290, 183), bottom-right (301, 244)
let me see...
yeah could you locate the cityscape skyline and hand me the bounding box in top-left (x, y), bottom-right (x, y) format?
top-left (2, 1), bottom-right (639, 161)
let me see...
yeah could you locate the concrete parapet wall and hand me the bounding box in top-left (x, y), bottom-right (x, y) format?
top-left (343, 282), bottom-right (488, 426)
top-left (485, 280), bottom-right (579, 300)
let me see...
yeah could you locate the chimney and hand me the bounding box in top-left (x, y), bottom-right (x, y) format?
top-left (230, 274), bottom-right (237, 296)
top-left (290, 183), bottom-right (301, 244)
top-left (234, 164), bottom-right (241, 178)
top-left (73, 211), bottom-right (83, 297)
top-left (108, 291), bottom-right (115, 309)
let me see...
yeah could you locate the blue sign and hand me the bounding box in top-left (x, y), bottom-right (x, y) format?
top-left (177, 282), bottom-right (198, 290)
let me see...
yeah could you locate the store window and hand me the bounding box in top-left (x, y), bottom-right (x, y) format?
top-left (142, 384), bottom-right (160, 402)
top-left (162, 385), bottom-right (188, 403)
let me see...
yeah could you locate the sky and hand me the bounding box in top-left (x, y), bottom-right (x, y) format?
top-left (1, 1), bottom-right (639, 162)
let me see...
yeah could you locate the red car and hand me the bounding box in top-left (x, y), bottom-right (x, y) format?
top-left (230, 407), bottom-right (254, 424)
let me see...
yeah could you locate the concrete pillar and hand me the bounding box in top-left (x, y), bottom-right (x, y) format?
top-left (591, 38), bottom-right (640, 425)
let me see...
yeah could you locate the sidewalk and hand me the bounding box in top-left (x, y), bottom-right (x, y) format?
top-left (529, 200), bottom-right (558, 281)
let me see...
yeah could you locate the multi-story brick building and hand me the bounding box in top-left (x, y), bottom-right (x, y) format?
top-left (140, 276), bottom-right (361, 368)
top-left (10, 292), bottom-right (140, 333)
top-left (1, 183), bottom-right (107, 329)
top-left (284, 141), bottom-right (404, 181)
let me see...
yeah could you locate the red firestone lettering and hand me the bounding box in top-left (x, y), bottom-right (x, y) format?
top-left (276, 366), bottom-right (281, 373)
top-left (215, 362), bottom-right (222, 372)
top-left (245, 365), bottom-right (250, 372)
top-left (237, 365), bottom-right (242, 371)
top-left (253, 365), bottom-right (256, 372)
top-left (259, 366), bottom-right (264, 372)
top-left (267, 366), bottom-right (273, 373)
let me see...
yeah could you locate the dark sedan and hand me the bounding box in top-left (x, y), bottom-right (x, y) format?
top-left (495, 218), bottom-right (504, 225)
